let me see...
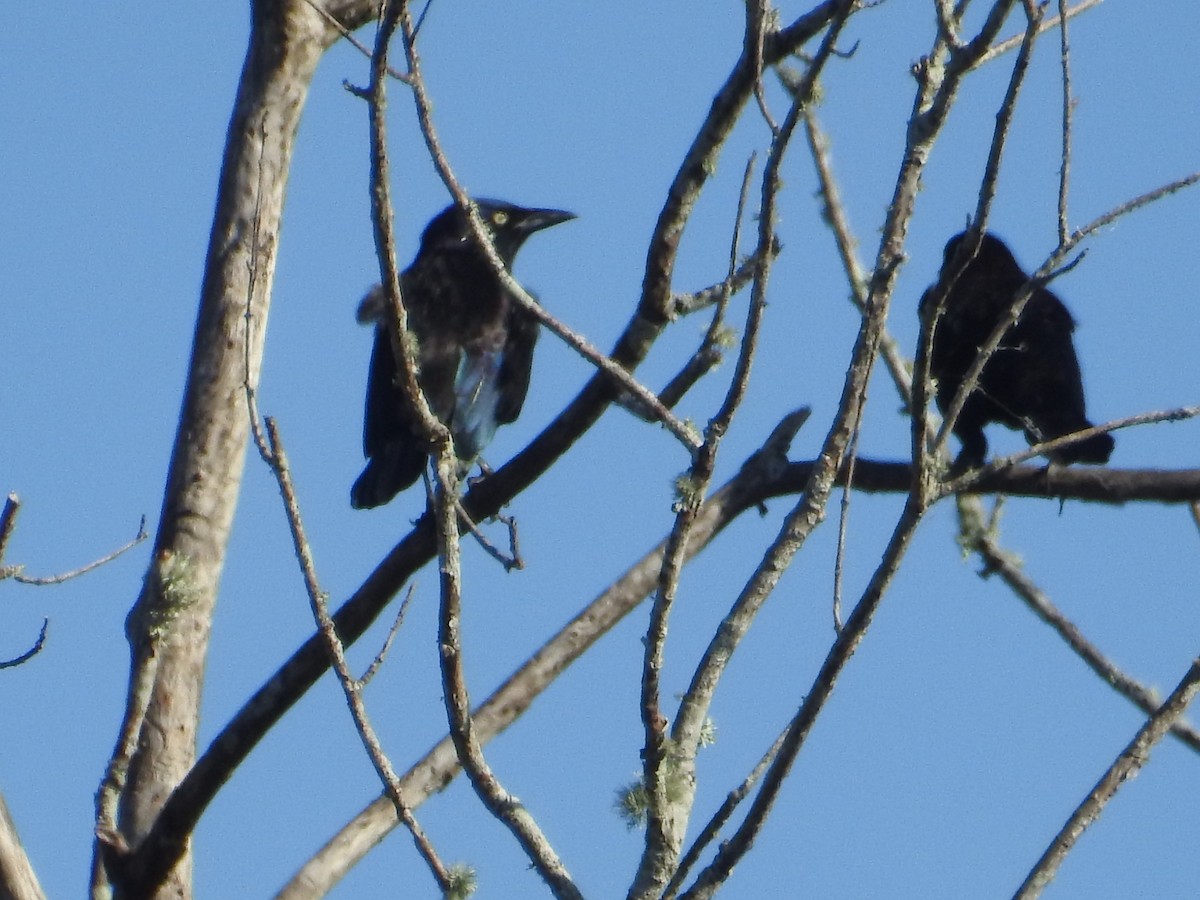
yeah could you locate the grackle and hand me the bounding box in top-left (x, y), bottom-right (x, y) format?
top-left (351, 199), bottom-right (575, 509)
top-left (920, 231), bottom-right (1114, 469)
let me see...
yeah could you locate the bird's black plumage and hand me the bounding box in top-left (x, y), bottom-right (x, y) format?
top-left (351, 199), bottom-right (575, 509)
top-left (920, 231), bottom-right (1114, 468)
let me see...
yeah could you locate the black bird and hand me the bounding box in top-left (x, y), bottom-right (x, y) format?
top-left (920, 231), bottom-right (1114, 469)
top-left (351, 199), bottom-right (575, 509)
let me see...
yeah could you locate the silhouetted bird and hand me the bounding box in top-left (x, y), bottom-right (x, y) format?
top-left (920, 231), bottom-right (1114, 469)
top-left (351, 199), bottom-right (575, 509)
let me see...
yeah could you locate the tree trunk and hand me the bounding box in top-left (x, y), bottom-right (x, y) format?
top-left (94, 2), bottom-right (375, 896)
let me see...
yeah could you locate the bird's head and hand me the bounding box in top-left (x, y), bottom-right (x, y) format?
top-left (418, 198), bottom-right (576, 267)
top-left (942, 230), bottom-right (1021, 275)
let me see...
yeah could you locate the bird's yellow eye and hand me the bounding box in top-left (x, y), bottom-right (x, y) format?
top-left (491, 210), bottom-right (509, 227)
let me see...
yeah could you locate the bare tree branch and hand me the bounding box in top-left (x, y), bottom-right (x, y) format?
top-left (961, 503), bottom-right (1200, 754)
top-left (802, 36), bottom-right (1200, 796)
top-left (276, 409), bottom-right (815, 899)
top-left (636, 146), bottom-right (763, 895)
top-left (618, 231), bottom-right (785, 424)
top-left (276, 448), bottom-right (1200, 896)
top-left (276, 416), bottom-right (455, 891)
top-left (389, 5), bottom-right (581, 894)
top-left (677, 492), bottom-right (928, 899)
top-left (976, 0), bottom-right (1104, 67)
top-left (106, 4), bottom-right (1196, 894)
top-left (1014, 657), bottom-right (1200, 898)
top-left (919, 0), bottom-right (1046, 472)
top-left (124, 7), bottom-right (862, 887)
top-left (0, 791), bottom-right (46, 900)
top-left (662, 725), bottom-right (787, 900)
top-left (942, 407), bottom-right (1200, 496)
top-left (633, 3), bottom-right (868, 893)
top-left (0, 493), bottom-right (147, 588)
top-left (1055, 0), bottom-right (1074, 244)
top-left (1073, 171), bottom-right (1200, 238)
top-left (300, 0), bottom-right (412, 83)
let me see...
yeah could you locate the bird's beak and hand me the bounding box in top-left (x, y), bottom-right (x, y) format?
top-left (519, 208), bottom-right (577, 234)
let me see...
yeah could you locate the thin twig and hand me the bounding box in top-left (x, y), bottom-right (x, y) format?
top-left (802, 103), bottom-right (928, 636)
top-left (662, 725), bottom-right (788, 900)
top-left (802, 111), bottom-right (916, 397)
top-left (426, 369), bottom-right (582, 896)
top-left (677, 4), bottom-right (1027, 894)
top-left (494, 509), bottom-right (523, 567)
top-left (300, 0), bottom-right (412, 84)
top-left (970, 0), bottom-right (1044, 232)
top-left (1072, 171), bottom-right (1200, 238)
top-left (830, 425), bottom-right (856, 633)
top-left (679, 496), bottom-right (928, 900)
top-left (801, 108), bottom-right (921, 634)
top-left (976, 0), bottom-right (1104, 68)
top-left (1055, 0), bottom-right (1073, 245)
top-left (618, 228), bottom-right (778, 423)
top-left (942, 406), bottom-right (1200, 497)
top-left (392, 5), bottom-right (582, 896)
top-left (638, 151), bottom-right (761, 886)
top-left (455, 499), bottom-right (522, 571)
top-left (358, 584), bottom-right (413, 688)
top-left (433, 452), bottom-right (584, 900)
top-left (11, 519), bottom-right (148, 586)
top-left (1014, 657), bottom-right (1200, 899)
top-left (0, 619), bottom-right (48, 669)
top-left (244, 110), bottom-right (272, 461)
top-left (668, 244), bottom-right (779, 319)
top-left (238, 95), bottom-right (448, 882)
top-left (749, 0), bottom-right (779, 135)
top-left (260, 419), bottom-right (451, 892)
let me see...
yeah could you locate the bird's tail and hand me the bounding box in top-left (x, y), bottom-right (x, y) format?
top-left (350, 445), bottom-right (426, 509)
top-left (1046, 422), bottom-right (1115, 465)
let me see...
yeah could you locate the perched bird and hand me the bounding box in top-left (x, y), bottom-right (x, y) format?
top-left (351, 199), bottom-right (575, 509)
top-left (920, 231), bottom-right (1114, 469)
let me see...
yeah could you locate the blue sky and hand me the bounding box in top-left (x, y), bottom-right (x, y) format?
top-left (2, 2), bottom-right (1199, 897)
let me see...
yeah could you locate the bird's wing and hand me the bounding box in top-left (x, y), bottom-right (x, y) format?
top-left (494, 306), bottom-right (540, 425)
top-left (362, 326), bottom-right (411, 458)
